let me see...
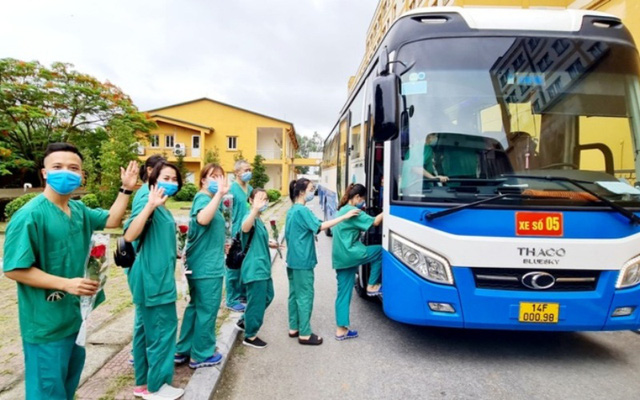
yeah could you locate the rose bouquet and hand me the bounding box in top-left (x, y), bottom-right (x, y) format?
top-left (176, 217), bottom-right (191, 302)
top-left (76, 233), bottom-right (110, 346)
top-left (222, 194), bottom-right (234, 245)
top-left (269, 220), bottom-right (283, 259)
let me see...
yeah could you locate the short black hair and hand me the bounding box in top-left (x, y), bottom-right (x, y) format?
top-left (43, 143), bottom-right (84, 162)
top-left (140, 154), bottom-right (167, 182)
top-left (148, 161), bottom-right (183, 192)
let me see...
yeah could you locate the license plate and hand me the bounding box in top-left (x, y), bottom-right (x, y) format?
top-left (518, 302), bottom-right (559, 323)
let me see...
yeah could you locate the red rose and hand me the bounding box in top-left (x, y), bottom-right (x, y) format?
top-left (90, 244), bottom-right (106, 259)
top-left (223, 199), bottom-right (231, 208)
top-left (179, 225), bottom-right (188, 234)
top-left (270, 220), bottom-right (276, 227)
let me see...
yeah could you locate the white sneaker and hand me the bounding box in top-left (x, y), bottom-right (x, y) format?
top-left (142, 384), bottom-right (184, 400)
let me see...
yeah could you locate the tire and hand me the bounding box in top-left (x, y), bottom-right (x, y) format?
top-left (355, 264), bottom-right (379, 302)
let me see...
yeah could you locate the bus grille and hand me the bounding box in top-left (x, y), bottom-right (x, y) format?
top-left (471, 268), bottom-right (600, 292)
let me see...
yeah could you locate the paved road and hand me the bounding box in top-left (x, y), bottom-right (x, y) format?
top-left (215, 199), bottom-right (640, 400)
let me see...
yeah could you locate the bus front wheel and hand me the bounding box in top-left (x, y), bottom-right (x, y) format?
top-left (355, 264), bottom-right (379, 302)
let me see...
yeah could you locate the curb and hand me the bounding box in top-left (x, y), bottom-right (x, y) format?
top-left (182, 312), bottom-right (242, 400)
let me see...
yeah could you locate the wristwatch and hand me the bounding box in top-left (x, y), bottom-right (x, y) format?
top-left (119, 187), bottom-right (134, 195)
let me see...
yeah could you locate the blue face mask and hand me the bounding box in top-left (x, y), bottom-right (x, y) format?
top-left (208, 180), bottom-right (218, 195)
top-left (356, 200), bottom-right (366, 209)
top-left (241, 172), bottom-right (252, 182)
top-left (46, 170), bottom-right (82, 195)
top-left (305, 192), bottom-right (315, 202)
top-left (158, 181), bottom-right (179, 197)
top-left (259, 204), bottom-right (268, 213)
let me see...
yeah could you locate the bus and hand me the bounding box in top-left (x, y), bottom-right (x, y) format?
top-left (317, 7), bottom-right (640, 331)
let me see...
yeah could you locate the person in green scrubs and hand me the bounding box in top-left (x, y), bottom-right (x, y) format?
top-left (332, 183), bottom-right (383, 341)
top-left (239, 189), bottom-right (281, 349)
top-left (175, 163), bottom-right (229, 368)
top-left (284, 178), bottom-right (360, 346)
top-left (124, 161), bottom-right (184, 400)
top-left (3, 143), bottom-right (138, 400)
top-left (401, 134), bottom-right (449, 196)
top-left (129, 155), bottom-right (166, 370)
top-left (226, 160), bottom-right (254, 312)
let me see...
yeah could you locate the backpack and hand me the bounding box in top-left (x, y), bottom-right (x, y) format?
top-left (225, 228), bottom-right (255, 270)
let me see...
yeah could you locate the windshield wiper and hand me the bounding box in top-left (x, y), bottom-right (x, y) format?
top-left (502, 174), bottom-right (640, 225)
top-left (426, 193), bottom-right (524, 221)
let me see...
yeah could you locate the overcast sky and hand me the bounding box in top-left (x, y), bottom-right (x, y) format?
top-left (0, 0), bottom-right (376, 139)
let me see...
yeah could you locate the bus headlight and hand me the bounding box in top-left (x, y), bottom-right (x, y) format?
top-left (616, 255), bottom-right (640, 289)
top-left (390, 232), bottom-right (454, 285)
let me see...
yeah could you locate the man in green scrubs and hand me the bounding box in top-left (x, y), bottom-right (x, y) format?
top-left (3, 143), bottom-right (138, 400)
top-left (401, 134), bottom-right (448, 197)
top-left (176, 173), bottom-right (228, 366)
top-left (226, 160), bottom-right (253, 311)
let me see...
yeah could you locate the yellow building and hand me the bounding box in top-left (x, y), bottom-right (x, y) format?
top-left (352, 0), bottom-right (640, 92)
top-left (139, 98), bottom-right (312, 195)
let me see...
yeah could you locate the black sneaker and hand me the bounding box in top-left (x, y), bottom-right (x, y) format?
top-left (236, 319), bottom-right (245, 331)
top-left (243, 336), bottom-right (267, 349)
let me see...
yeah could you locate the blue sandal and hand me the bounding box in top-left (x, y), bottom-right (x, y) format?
top-left (335, 329), bottom-right (359, 341)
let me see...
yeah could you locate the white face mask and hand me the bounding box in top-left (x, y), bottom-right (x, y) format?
top-left (304, 191), bottom-right (315, 202)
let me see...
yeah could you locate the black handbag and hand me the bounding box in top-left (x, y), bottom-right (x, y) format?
top-left (114, 214), bottom-right (153, 268)
top-left (225, 228), bottom-right (255, 270)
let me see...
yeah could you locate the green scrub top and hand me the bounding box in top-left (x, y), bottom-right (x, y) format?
top-left (401, 144), bottom-right (436, 192)
top-left (3, 195), bottom-right (109, 344)
top-left (124, 191), bottom-right (177, 307)
top-left (285, 204), bottom-right (322, 269)
top-left (331, 204), bottom-right (375, 270)
top-left (230, 181), bottom-right (253, 236)
top-left (240, 216), bottom-right (271, 284)
top-left (185, 192), bottom-right (225, 279)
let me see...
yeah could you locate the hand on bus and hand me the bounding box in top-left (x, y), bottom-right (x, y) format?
top-left (437, 175), bottom-right (449, 183)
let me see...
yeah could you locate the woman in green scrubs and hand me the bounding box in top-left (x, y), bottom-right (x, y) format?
top-left (124, 161), bottom-right (184, 400)
top-left (284, 178), bottom-right (360, 345)
top-left (239, 189), bottom-right (281, 349)
top-left (129, 155), bottom-right (166, 370)
top-left (226, 160), bottom-right (254, 312)
top-left (175, 164), bottom-right (229, 368)
top-left (3, 143), bottom-right (138, 400)
top-left (332, 183), bottom-right (383, 341)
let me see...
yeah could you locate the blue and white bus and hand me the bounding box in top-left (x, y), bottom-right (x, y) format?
top-left (318, 7), bottom-right (640, 331)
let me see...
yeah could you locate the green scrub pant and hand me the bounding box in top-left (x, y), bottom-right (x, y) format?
top-left (364, 245), bottom-right (383, 286)
top-left (176, 277), bottom-right (223, 362)
top-left (225, 267), bottom-right (244, 306)
top-left (132, 302), bottom-right (177, 392)
top-left (287, 268), bottom-right (315, 336)
top-left (244, 278), bottom-right (274, 338)
top-left (335, 267), bottom-right (358, 327)
top-left (23, 333), bottom-right (85, 400)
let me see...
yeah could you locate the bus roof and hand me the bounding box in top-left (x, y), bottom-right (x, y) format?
top-left (403, 6), bottom-right (617, 33)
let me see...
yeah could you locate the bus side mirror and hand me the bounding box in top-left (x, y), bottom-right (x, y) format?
top-left (372, 73), bottom-right (400, 142)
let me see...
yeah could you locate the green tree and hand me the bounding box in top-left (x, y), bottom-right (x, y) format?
top-left (96, 119), bottom-right (140, 208)
top-left (233, 150), bottom-right (245, 163)
top-left (250, 154), bottom-right (269, 189)
top-left (204, 146), bottom-right (221, 165)
top-left (175, 152), bottom-right (188, 182)
top-left (0, 58), bottom-right (154, 186)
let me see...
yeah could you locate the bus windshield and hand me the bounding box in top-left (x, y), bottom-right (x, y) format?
top-left (393, 36), bottom-right (640, 207)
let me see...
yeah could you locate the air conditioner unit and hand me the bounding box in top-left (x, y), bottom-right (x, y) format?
top-left (135, 143), bottom-right (145, 156)
top-left (174, 143), bottom-right (186, 156)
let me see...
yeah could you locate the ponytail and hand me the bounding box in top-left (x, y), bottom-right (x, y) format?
top-left (339, 183), bottom-right (366, 209)
top-left (289, 178), bottom-right (311, 202)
